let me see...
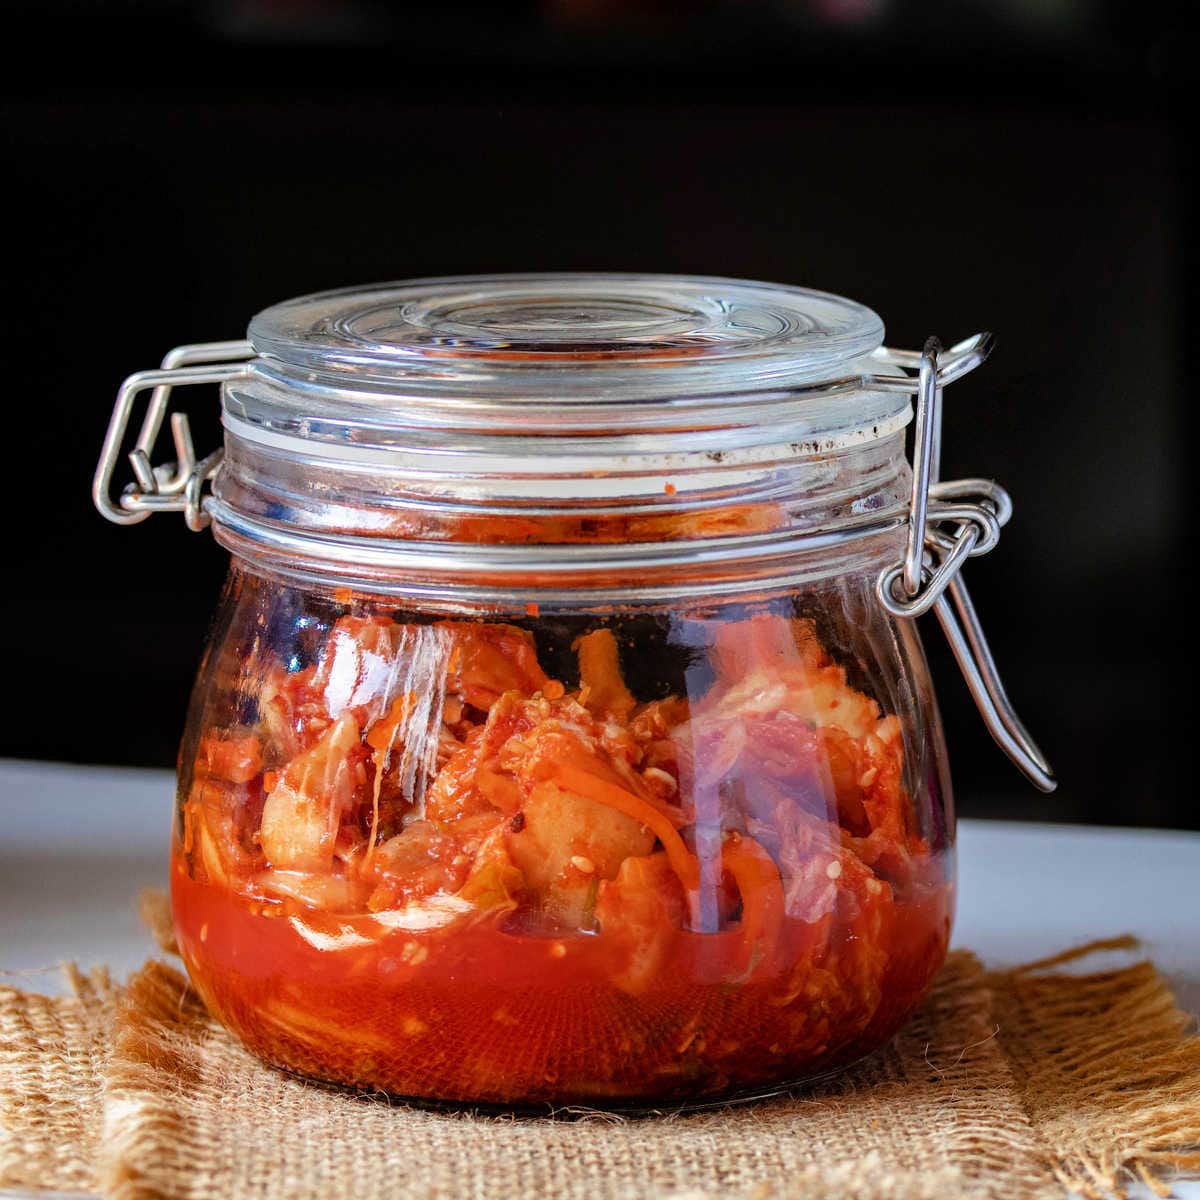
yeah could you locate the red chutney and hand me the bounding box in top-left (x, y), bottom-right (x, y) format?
top-left (172, 609), bottom-right (953, 1107)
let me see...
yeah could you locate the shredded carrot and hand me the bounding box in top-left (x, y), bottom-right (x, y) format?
top-left (365, 694), bottom-right (413, 864)
top-left (552, 763), bottom-right (699, 892)
top-left (334, 586), bottom-right (353, 605)
top-left (525, 601), bottom-right (540, 617)
top-left (663, 481), bottom-right (676, 496)
top-left (182, 801), bottom-right (197, 855)
top-left (366, 694), bottom-right (412, 752)
top-left (722, 834), bottom-right (785, 970)
top-left (573, 629), bottom-right (635, 718)
top-left (365, 760), bottom-right (383, 867)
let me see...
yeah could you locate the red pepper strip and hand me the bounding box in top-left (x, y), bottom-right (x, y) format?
top-left (551, 763), bottom-right (700, 892)
top-left (722, 833), bottom-right (785, 974)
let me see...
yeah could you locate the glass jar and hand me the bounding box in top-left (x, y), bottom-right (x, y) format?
top-left (94, 274), bottom-right (1053, 1109)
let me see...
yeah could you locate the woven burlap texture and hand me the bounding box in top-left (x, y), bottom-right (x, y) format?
top-left (0, 964), bottom-right (116, 1192)
top-left (3, 934), bottom-right (1199, 1200)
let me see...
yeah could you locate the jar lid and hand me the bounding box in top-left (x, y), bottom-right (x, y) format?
top-left (246, 273), bottom-right (886, 402)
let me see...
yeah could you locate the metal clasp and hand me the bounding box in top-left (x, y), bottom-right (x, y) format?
top-left (93, 340), bottom-right (253, 531)
top-left (870, 335), bottom-right (1056, 794)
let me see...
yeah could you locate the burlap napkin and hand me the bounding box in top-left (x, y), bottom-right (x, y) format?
top-left (2, 909), bottom-right (1198, 1200)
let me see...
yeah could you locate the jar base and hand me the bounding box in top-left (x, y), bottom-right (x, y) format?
top-left (265, 1049), bottom-right (881, 1118)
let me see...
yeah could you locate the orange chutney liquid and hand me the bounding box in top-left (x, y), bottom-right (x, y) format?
top-left (173, 846), bottom-right (951, 1107)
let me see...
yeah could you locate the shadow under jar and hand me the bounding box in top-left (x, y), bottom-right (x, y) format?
top-left (94, 274), bottom-right (1052, 1109)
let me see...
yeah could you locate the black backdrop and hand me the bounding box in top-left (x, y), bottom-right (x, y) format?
top-left (2, 0), bottom-right (1191, 827)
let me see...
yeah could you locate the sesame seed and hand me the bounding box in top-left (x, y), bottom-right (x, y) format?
top-left (825, 860), bottom-right (843, 879)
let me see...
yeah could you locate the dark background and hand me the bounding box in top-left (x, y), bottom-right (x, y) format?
top-left (1, 0), bottom-right (1191, 827)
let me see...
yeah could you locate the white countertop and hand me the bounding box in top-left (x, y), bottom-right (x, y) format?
top-left (2, 758), bottom-right (1198, 1197)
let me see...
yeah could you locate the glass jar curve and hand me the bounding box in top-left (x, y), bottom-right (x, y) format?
top-left (171, 550), bottom-right (954, 1109)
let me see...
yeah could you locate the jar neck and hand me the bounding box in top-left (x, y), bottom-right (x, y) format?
top-left (209, 426), bottom-right (911, 603)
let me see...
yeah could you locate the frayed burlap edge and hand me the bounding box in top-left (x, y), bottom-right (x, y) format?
top-left (98, 963), bottom-right (210, 1200)
top-left (992, 937), bottom-right (1200, 1200)
top-left (136, 889), bottom-right (178, 960)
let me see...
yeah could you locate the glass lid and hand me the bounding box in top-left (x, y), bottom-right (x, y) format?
top-left (246, 273), bottom-right (886, 400)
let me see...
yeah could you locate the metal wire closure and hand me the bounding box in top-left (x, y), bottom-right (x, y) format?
top-left (92, 340), bottom-right (253, 532)
top-left (93, 330), bottom-right (1054, 792)
top-left (871, 335), bottom-right (1056, 793)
